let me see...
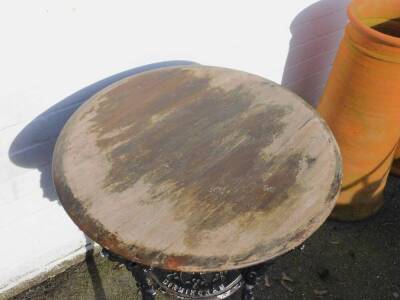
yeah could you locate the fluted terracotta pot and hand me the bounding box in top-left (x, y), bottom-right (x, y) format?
top-left (318, 0), bottom-right (400, 221)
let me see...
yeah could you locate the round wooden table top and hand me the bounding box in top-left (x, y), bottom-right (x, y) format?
top-left (53, 65), bottom-right (342, 272)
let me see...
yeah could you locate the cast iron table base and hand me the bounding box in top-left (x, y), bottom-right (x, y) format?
top-left (101, 249), bottom-right (267, 300)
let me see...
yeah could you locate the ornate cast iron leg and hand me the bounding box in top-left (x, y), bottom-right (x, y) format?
top-left (101, 249), bottom-right (156, 300)
top-left (241, 262), bottom-right (271, 300)
top-left (241, 268), bottom-right (258, 300)
top-left (126, 262), bottom-right (156, 300)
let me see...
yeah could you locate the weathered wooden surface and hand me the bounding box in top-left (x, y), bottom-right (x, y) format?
top-left (52, 66), bottom-right (342, 272)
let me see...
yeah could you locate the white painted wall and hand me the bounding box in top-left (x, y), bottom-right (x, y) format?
top-left (0, 0), bottom-right (350, 296)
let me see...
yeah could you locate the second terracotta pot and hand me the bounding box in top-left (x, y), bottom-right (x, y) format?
top-left (317, 0), bottom-right (400, 221)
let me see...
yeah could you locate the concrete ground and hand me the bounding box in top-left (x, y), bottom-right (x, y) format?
top-left (11, 176), bottom-right (400, 300)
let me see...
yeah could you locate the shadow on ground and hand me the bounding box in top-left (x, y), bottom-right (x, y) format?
top-left (11, 176), bottom-right (400, 299)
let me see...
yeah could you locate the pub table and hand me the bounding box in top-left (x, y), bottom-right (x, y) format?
top-left (52, 65), bottom-right (342, 299)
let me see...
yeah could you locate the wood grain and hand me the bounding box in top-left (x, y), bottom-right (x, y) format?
top-left (52, 66), bottom-right (342, 272)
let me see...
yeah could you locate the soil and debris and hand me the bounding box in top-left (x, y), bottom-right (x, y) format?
top-left (10, 176), bottom-right (400, 299)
